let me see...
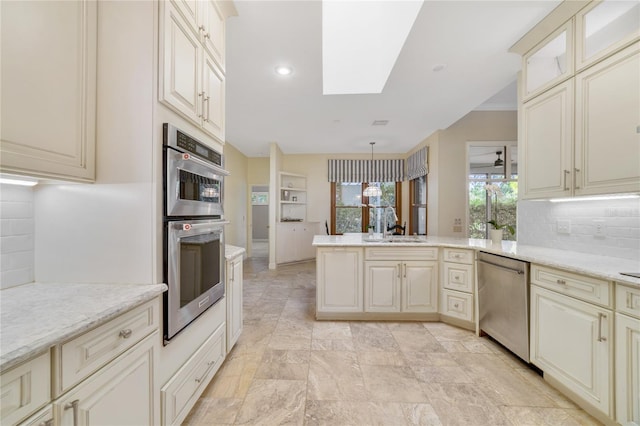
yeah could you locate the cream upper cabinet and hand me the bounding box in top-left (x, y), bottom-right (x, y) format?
top-left (575, 0), bottom-right (640, 71)
top-left (0, 0), bottom-right (97, 182)
top-left (523, 21), bottom-right (573, 101)
top-left (316, 247), bottom-right (363, 314)
top-left (521, 80), bottom-right (574, 199)
top-left (574, 42), bottom-right (640, 195)
top-left (160, 1), bottom-right (229, 145)
top-left (530, 284), bottom-right (613, 418)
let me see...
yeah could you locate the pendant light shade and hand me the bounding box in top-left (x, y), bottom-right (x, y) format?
top-left (363, 142), bottom-right (382, 197)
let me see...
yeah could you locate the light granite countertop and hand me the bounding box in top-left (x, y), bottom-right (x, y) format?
top-left (225, 244), bottom-right (246, 259)
top-left (312, 234), bottom-right (640, 288)
top-left (0, 282), bottom-right (167, 373)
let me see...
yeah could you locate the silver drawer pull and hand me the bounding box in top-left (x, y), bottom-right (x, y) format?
top-left (556, 279), bottom-right (566, 285)
top-left (39, 420), bottom-right (54, 426)
top-left (454, 303), bottom-right (459, 309)
top-left (628, 293), bottom-right (634, 309)
top-left (64, 399), bottom-right (80, 426)
top-left (119, 329), bottom-right (133, 339)
top-left (597, 313), bottom-right (607, 342)
top-left (454, 275), bottom-right (460, 281)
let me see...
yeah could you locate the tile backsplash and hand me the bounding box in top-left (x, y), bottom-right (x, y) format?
top-left (0, 184), bottom-right (35, 289)
top-left (518, 198), bottom-right (640, 261)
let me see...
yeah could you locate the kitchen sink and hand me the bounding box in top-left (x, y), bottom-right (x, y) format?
top-left (364, 236), bottom-right (426, 243)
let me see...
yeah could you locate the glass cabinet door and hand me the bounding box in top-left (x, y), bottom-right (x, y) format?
top-left (523, 21), bottom-right (573, 100)
top-left (576, 0), bottom-right (640, 70)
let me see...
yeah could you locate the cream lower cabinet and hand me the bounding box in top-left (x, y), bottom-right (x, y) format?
top-left (55, 332), bottom-right (157, 426)
top-left (316, 247), bottom-right (363, 314)
top-left (616, 284), bottom-right (640, 426)
top-left (276, 222), bottom-right (318, 264)
top-left (19, 405), bottom-right (53, 426)
top-left (0, 352), bottom-right (50, 426)
top-left (364, 248), bottom-right (438, 314)
top-left (530, 284), bottom-right (613, 418)
top-left (226, 251), bottom-right (243, 353)
top-left (439, 248), bottom-right (475, 324)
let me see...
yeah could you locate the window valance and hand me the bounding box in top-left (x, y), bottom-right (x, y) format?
top-left (406, 146), bottom-right (428, 180)
top-left (327, 159), bottom-right (405, 182)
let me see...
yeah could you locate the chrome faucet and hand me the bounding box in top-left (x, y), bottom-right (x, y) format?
top-left (383, 206), bottom-right (398, 237)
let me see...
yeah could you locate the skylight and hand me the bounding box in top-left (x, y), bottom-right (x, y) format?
top-left (322, 0), bottom-right (424, 95)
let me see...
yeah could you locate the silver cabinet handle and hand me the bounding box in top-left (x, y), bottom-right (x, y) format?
top-left (403, 263), bottom-right (407, 278)
top-left (454, 303), bottom-right (459, 309)
top-left (204, 32), bottom-right (211, 40)
top-left (204, 96), bottom-right (211, 122)
top-left (574, 168), bottom-right (581, 190)
top-left (563, 170), bottom-right (570, 191)
top-left (556, 279), bottom-right (566, 285)
top-left (397, 263), bottom-right (401, 279)
top-left (627, 293), bottom-right (633, 309)
top-left (119, 329), bottom-right (132, 339)
top-left (198, 91), bottom-right (206, 118)
top-left (454, 275), bottom-right (460, 281)
top-left (597, 313), bottom-right (607, 342)
top-left (39, 420), bottom-right (54, 426)
top-left (198, 25), bottom-right (205, 33)
top-left (195, 360), bottom-right (215, 383)
top-left (64, 399), bottom-right (80, 426)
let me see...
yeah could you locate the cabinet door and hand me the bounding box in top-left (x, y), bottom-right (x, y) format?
top-left (56, 332), bottom-right (157, 426)
top-left (616, 312), bottom-right (640, 426)
top-left (226, 255), bottom-right (243, 352)
top-left (201, 52), bottom-right (225, 143)
top-left (0, 0), bottom-right (96, 182)
top-left (530, 286), bottom-right (612, 417)
top-left (201, 0), bottom-right (226, 70)
top-left (160, 3), bottom-right (202, 125)
top-left (276, 224), bottom-right (296, 263)
top-left (364, 261), bottom-right (401, 312)
top-left (575, 43), bottom-right (640, 196)
top-left (521, 80), bottom-right (574, 199)
top-left (402, 261), bottom-right (438, 312)
top-left (299, 224), bottom-right (317, 261)
top-left (316, 248), bottom-right (363, 313)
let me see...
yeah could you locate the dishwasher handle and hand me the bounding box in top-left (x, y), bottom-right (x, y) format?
top-left (478, 259), bottom-right (524, 275)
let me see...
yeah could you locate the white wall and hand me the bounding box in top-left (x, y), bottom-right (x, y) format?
top-left (0, 185), bottom-right (34, 289)
top-left (518, 198), bottom-right (640, 260)
top-left (223, 142), bottom-right (248, 249)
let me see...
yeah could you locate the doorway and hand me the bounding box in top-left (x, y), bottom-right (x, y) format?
top-left (250, 185), bottom-right (269, 258)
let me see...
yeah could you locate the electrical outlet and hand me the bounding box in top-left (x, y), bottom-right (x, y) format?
top-left (594, 220), bottom-right (606, 238)
top-left (453, 225), bottom-right (463, 233)
top-left (557, 219), bottom-right (571, 235)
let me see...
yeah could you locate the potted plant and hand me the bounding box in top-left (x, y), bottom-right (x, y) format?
top-left (485, 183), bottom-right (515, 243)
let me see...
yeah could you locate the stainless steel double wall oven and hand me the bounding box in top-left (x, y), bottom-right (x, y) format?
top-left (163, 123), bottom-right (228, 343)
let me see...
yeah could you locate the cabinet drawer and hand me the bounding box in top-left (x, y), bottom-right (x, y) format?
top-left (0, 351), bottom-right (51, 426)
top-left (531, 264), bottom-right (612, 308)
top-left (161, 323), bottom-right (226, 426)
top-left (57, 298), bottom-right (160, 395)
top-left (365, 247), bottom-right (438, 261)
top-left (443, 262), bottom-right (474, 293)
top-left (442, 248), bottom-right (473, 265)
top-left (440, 289), bottom-right (473, 322)
top-left (616, 283), bottom-right (640, 319)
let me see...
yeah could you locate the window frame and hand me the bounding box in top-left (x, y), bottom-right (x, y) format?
top-left (409, 175), bottom-right (428, 235)
top-left (330, 182), bottom-right (402, 235)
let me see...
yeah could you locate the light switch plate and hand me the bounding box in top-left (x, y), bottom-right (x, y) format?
top-left (557, 219), bottom-right (571, 234)
top-left (593, 220), bottom-right (606, 238)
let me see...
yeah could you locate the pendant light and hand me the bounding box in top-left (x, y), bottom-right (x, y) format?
top-left (363, 142), bottom-right (382, 197)
top-left (494, 150), bottom-right (504, 168)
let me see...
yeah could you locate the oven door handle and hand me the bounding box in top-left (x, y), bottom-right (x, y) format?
top-left (169, 220), bottom-right (230, 231)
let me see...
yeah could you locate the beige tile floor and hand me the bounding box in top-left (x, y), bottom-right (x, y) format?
top-left (183, 259), bottom-right (602, 426)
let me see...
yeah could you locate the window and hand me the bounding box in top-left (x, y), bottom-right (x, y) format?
top-left (468, 144), bottom-right (518, 240)
top-left (331, 182), bottom-right (401, 235)
top-left (409, 175), bottom-right (427, 235)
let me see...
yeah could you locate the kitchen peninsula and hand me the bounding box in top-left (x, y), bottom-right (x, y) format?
top-left (313, 233), bottom-right (640, 425)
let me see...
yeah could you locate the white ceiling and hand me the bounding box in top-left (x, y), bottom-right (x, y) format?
top-left (225, 0), bottom-right (561, 158)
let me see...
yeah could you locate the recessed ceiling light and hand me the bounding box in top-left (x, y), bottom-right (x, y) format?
top-left (275, 66), bottom-right (293, 76)
top-left (432, 63), bottom-right (447, 72)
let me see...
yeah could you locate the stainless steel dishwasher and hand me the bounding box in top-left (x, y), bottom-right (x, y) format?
top-left (477, 252), bottom-right (530, 362)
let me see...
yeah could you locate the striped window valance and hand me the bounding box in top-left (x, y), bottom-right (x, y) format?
top-left (406, 146), bottom-right (429, 180)
top-left (328, 159), bottom-right (405, 182)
